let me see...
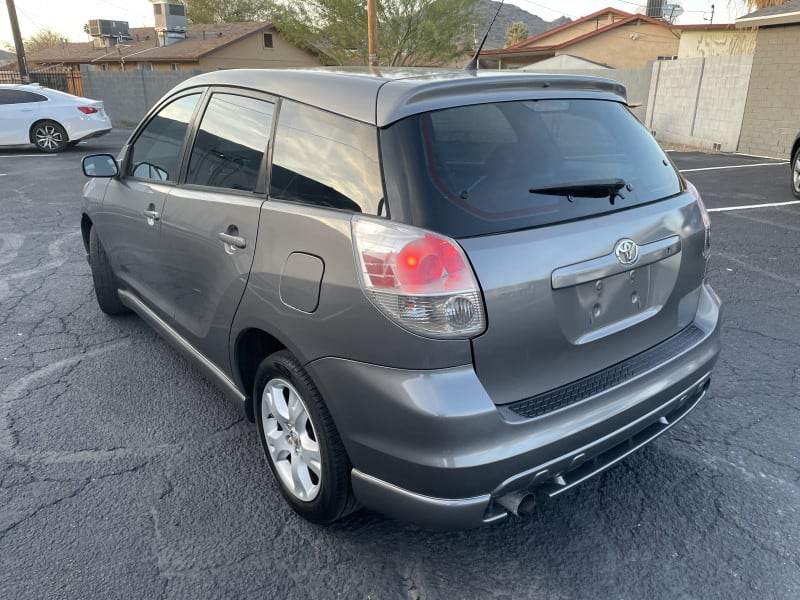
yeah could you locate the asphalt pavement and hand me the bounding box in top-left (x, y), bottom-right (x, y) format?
top-left (1, 132), bottom-right (798, 599)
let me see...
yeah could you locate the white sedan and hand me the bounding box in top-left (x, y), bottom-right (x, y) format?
top-left (0, 83), bottom-right (112, 153)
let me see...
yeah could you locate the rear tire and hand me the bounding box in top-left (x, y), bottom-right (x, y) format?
top-left (254, 350), bottom-right (358, 524)
top-left (31, 120), bottom-right (68, 153)
top-left (792, 147), bottom-right (800, 200)
top-left (88, 227), bottom-right (128, 315)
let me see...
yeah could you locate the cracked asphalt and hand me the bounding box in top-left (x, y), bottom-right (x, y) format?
top-left (1, 132), bottom-right (798, 599)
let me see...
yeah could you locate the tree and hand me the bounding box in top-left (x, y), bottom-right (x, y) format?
top-left (266, 0), bottom-right (478, 67)
top-left (1, 28), bottom-right (67, 54)
top-left (504, 21), bottom-right (529, 47)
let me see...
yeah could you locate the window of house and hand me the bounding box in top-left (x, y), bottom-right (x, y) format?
top-left (128, 93), bottom-right (200, 182)
top-left (136, 62), bottom-right (154, 71)
top-left (170, 63), bottom-right (181, 71)
top-left (263, 33), bottom-right (274, 49)
top-left (100, 63), bottom-right (110, 71)
top-left (185, 93), bottom-right (274, 192)
top-left (270, 100), bottom-right (383, 214)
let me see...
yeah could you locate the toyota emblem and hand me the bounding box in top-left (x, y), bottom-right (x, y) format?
top-left (614, 239), bottom-right (639, 266)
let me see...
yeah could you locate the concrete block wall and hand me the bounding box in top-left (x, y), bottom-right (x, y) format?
top-left (81, 67), bottom-right (202, 125)
top-left (738, 25), bottom-right (800, 159)
top-left (645, 55), bottom-right (752, 152)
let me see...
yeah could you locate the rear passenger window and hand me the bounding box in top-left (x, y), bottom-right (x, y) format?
top-left (129, 93), bottom-right (200, 182)
top-left (270, 100), bottom-right (383, 215)
top-left (186, 93), bottom-right (273, 192)
top-left (0, 89), bottom-right (47, 104)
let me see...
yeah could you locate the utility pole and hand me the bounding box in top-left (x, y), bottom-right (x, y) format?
top-left (5, 0), bottom-right (29, 82)
top-left (367, 0), bottom-right (378, 66)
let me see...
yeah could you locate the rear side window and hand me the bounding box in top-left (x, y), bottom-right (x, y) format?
top-left (0, 89), bottom-right (47, 104)
top-left (128, 93), bottom-right (200, 182)
top-left (186, 93), bottom-right (274, 192)
top-left (269, 100), bottom-right (383, 215)
top-left (380, 99), bottom-right (682, 237)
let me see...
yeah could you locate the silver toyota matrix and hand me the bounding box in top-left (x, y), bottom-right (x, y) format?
top-left (80, 68), bottom-right (721, 528)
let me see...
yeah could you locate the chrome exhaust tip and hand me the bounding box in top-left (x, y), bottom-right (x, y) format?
top-left (496, 491), bottom-right (536, 517)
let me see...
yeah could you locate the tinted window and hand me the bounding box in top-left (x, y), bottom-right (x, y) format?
top-left (270, 101), bottom-right (382, 215)
top-left (186, 93), bottom-right (273, 192)
top-left (0, 89), bottom-right (47, 104)
top-left (381, 99), bottom-right (682, 237)
top-left (129, 93), bottom-right (200, 182)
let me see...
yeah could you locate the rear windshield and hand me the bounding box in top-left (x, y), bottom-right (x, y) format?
top-left (380, 99), bottom-right (682, 238)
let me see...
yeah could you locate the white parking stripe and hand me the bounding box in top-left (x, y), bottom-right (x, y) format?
top-left (708, 200), bottom-right (800, 212)
top-left (680, 162), bottom-right (787, 173)
top-left (0, 154), bottom-right (57, 158)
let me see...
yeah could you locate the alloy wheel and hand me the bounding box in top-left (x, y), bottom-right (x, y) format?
top-left (35, 124), bottom-right (64, 151)
top-left (260, 377), bottom-right (322, 501)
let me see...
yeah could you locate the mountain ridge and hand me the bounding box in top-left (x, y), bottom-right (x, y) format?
top-left (473, 0), bottom-right (572, 49)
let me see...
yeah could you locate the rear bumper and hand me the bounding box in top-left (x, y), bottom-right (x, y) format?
top-left (306, 283), bottom-right (721, 529)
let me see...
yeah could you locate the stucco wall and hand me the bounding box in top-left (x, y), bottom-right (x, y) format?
top-left (678, 30), bottom-right (757, 58)
top-left (738, 24), bottom-right (800, 159)
top-left (199, 31), bottom-right (320, 70)
top-left (567, 22), bottom-right (679, 68)
top-left (645, 55), bottom-right (753, 152)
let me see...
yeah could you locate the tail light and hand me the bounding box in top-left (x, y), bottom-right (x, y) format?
top-left (686, 180), bottom-right (711, 259)
top-left (352, 217), bottom-right (486, 339)
top-left (78, 106), bottom-right (99, 114)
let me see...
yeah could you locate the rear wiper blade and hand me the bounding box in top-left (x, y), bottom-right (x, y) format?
top-left (529, 178), bottom-right (628, 204)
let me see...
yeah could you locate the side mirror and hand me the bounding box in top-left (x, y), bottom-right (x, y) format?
top-left (82, 154), bottom-right (119, 178)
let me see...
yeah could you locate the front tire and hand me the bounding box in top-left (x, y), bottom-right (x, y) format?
top-left (32, 120), bottom-right (68, 153)
top-left (792, 147), bottom-right (800, 200)
top-left (254, 350), bottom-right (358, 524)
top-left (88, 227), bottom-right (128, 315)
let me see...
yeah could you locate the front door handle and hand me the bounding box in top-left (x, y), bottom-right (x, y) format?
top-left (218, 231), bottom-right (247, 250)
top-left (143, 208), bottom-right (160, 225)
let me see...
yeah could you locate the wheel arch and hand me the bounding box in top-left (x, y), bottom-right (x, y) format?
top-left (80, 214), bottom-right (93, 254)
top-left (233, 327), bottom-right (287, 421)
top-left (29, 118), bottom-right (70, 143)
top-left (791, 134), bottom-right (800, 163)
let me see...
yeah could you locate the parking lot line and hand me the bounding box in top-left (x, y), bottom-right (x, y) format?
top-left (680, 162), bottom-right (787, 173)
top-left (708, 200), bottom-right (800, 212)
top-left (0, 154), bottom-right (58, 158)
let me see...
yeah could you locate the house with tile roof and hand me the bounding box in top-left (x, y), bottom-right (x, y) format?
top-left (24, 22), bottom-right (321, 73)
top-left (469, 7), bottom-right (682, 69)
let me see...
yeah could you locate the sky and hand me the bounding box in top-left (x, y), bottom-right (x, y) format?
top-left (1, 0), bottom-right (745, 47)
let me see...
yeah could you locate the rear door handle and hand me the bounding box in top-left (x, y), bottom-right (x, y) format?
top-left (143, 209), bottom-right (160, 224)
top-left (218, 232), bottom-right (247, 250)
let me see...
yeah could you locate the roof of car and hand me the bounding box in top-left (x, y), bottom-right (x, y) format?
top-left (169, 67), bottom-right (628, 127)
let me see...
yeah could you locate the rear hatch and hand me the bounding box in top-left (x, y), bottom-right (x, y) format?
top-left (380, 97), bottom-right (708, 404)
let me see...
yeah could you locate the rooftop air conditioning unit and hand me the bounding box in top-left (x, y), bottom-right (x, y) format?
top-left (87, 19), bottom-right (131, 39)
top-left (153, 3), bottom-right (188, 33)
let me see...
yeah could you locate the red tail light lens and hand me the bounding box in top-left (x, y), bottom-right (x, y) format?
top-left (353, 217), bottom-right (486, 338)
top-left (78, 106), bottom-right (99, 114)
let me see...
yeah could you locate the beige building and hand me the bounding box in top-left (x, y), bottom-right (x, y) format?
top-left (472, 8), bottom-right (681, 69)
top-left (677, 24), bottom-right (757, 58)
top-left (26, 22), bottom-right (322, 73)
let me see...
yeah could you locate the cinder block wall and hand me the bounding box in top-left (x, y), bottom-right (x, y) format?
top-left (738, 24), bottom-right (800, 159)
top-left (80, 67), bottom-right (202, 125)
top-left (645, 55), bottom-right (753, 152)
